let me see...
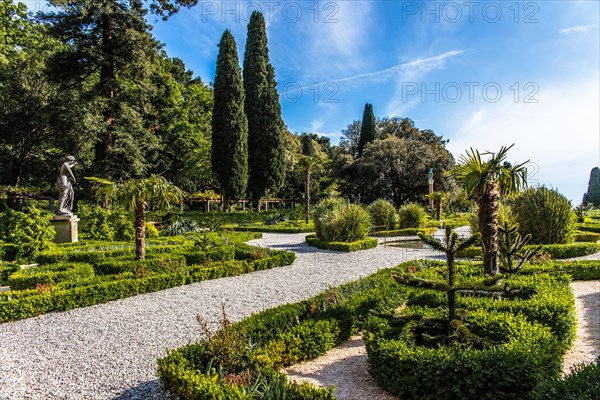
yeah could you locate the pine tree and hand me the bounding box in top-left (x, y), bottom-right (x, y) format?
top-left (244, 11), bottom-right (285, 209)
top-left (583, 167), bottom-right (600, 207)
top-left (357, 103), bottom-right (377, 157)
top-left (211, 30), bottom-right (248, 212)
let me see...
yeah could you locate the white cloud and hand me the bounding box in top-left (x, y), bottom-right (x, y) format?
top-left (447, 76), bottom-right (600, 203)
top-left (560, 24), bottom-right (596, 34)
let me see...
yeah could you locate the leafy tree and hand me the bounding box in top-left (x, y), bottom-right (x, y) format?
top-left (339, 119), bottom-right (362, 156)
top-left (299, 134), bottom-right (327, 222)
top-left (87, 175), bottom-right (182, 259)
top-left (337, 136), bottom-right (454, 207)
top-left (211, 30), bottom-right (248, 211)
top-left (244, 11), bottom-right (285, 208)
top-left (357, 103), bottom-right (377, 157)
top-left (448, 145), bottom-right (528, 275)
top-left (0, 1), bottom-right (65, 187)
top-left (583, 167), bottom-right (600, 207)
top-left (40, 1), bottom-right (177, 179)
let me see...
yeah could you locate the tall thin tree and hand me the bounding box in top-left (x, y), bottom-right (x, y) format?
top-left (357, 103), bottom-right (377, 157)
top-left (211, 30), bottom-right (248, 212)
top-left (244, 11), bottom-right (285, 210)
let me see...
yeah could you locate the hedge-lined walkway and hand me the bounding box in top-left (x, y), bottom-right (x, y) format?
top-left (286, 279), bottom-right (600, 399)
top-left (0, 233), bottom-right (439, 400)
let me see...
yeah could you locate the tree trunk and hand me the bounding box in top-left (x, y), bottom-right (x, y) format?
top-left (304, 167), bottom-right (311, 223)
top-left (96, 8), bottom-right (115, 166)
top-left (477, 180), bottom-right (500, 275)
top-left (222, 190), bottom-right (230, 213)
top-left (135, 200), bottom-right (145, 260)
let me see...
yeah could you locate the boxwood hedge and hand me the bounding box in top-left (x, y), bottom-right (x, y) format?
top-left (8, 263), bottom-right (95, 291)
top-left (305, 234), bottom-right (378, 252)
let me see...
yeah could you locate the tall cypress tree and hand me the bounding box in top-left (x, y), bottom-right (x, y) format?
top-left (244, 11), bottom-right (285, 209)
top-left (583, 167), bottom-right (600, 206)
top-left (357, 103), bottom-right (377, 157)
top-left (211, 30), bottom-right (248, 211)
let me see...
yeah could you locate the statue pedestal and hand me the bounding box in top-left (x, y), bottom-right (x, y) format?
top-left (51, 214), bottom-right (79, 243)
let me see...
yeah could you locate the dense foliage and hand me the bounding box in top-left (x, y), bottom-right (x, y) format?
top-left (356, 103), bottom-right (377, 157)
top-left (513, 186), bottom-right (576, 244)
top-left (211, 30), bottom-right (248, 209)
top-left (582, 167), bottom-right (600, 206)
top-left (367, 199), bottom-right (398, 231)
top-left (397, 202), bottom-right (426, 229)
top-left (0, 205), bottom-right (55, 262)
top-left (312, 198), bottom-right (371, 243)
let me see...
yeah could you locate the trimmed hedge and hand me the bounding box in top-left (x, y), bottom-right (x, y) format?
top-left (573, 230), bottom-right (600, 243)
top-left (575, 223), bottom-right (600, 234)
top-left (365, 310), bottom-right (562, 400)
top-left (370, 227), bottom-right (436, 237)
top-left (233, 222), bottom-right (314, 234)
top-left (457, 243), bottom-right (600, 260)
top-left (522, 260), bottom-right (600, 281)
top-left (8, 263), bottom-right (95, 291)
top-left (0, 243), bottom-right (18, 262)
top-left (305, 234), bottom-right (378, 252)
top-left (0, 250), bottom-right (295, 323)
top-left (533, 358), bottom-right (600, 400)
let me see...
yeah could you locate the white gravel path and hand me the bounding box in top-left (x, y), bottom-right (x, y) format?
top-left (0, 233), bottom-right (440, 400)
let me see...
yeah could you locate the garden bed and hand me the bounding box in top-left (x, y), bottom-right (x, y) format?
top-left (305, 234), bottom-right (378, 252)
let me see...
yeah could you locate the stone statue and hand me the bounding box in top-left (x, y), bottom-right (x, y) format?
top-left (428, 167), bottom-right (434, 182)
top-left (56, 156), bottom-right (77, 215)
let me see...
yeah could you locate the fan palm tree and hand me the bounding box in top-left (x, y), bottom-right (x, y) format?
top-left (87, 175), bottom-right (183, 260)
top-left (447, 144), bottom-right (528, 275)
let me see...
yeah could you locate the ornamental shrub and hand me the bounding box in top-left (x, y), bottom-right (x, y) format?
top-left (397, 202), bottom-right (426, 229)
top-left (533, 358), bottom-right (600, 400)
top-left (0, 206), bottom-right (55, 262)
top-left (145, 222), bottom-right (159, 238)
top-left (513, 187), bottom-right (575, 244)
top-left (312, 198), bottom-right (371, 242)
top-left (367, 199), bottom-right (398, 231)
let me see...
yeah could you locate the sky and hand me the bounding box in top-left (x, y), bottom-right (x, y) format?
top-left (26, 0), bottom-right (600, 202)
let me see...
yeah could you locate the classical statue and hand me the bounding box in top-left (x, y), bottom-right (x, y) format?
top-left (56, 156), bottom-right (77, 215)
top-left (428, 167), bottom-right (434, 182)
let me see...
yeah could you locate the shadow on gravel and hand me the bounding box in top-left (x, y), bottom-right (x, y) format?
top-left (266, 242), bottom-right (338, 255)
top-left (115, 380), bottom-right (175, 400)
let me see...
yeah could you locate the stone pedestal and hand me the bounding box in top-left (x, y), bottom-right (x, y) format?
top-left (428, 179), bottom-right (434, 209)
top-left (51, 214), bottom-right (79, 243)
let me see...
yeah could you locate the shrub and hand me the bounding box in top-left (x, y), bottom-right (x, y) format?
top-left (532, 358), bottom-right (600, 400)
top-left (367, 199), bottom-right (398, 231)
top-left (8, 263), bottom-right (95, 291)
top-left (305, 234), bottom-right (378, 252)
top-left (312, 199), bottom-right (371, 242)
top-left (0, 206), bottom-right (55, 262)
top-left (397, 203), bottom-right (426, 229)
top-left (513, 187), bottom-right (575, 244)
top-left (145, 222), bottom-right (159, 238)
top-left (532, 243), bottom-right (600, 259)
top-left (77, 204), bottom-right (115, 241)
top-left (162, 218), bottom-right (200, 236)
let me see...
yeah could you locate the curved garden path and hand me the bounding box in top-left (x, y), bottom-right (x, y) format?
top-left (0, 233), bottom-right (439, 400)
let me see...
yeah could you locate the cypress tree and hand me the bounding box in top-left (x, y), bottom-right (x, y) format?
top-left (211, 30), bottom-right (248, 211)
top-left (583, 167), bottom-right (600, 206)
top-left (244, 11), bottom-right (285, 209)
top-left (357, 103), bottom-right (377, 157)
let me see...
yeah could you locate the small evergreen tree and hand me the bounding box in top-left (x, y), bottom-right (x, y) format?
top-left (211, 30), bottom-right (248, 211)
top-left (583, 167), bottom-right (600, 207)
top-left (357, 103), bottom-right (377, 157)
top-left (244, 11), bottom-right (285, 209)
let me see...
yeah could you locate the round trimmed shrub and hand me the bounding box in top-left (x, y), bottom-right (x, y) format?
top-left (398, 203), bottom-right (426, 229)
top-left (513, 187), bottom-right (575, 244)
top-left (312, 199), bottom-right (371, 242)
top-left (367, 199), bottom-right (398, 231)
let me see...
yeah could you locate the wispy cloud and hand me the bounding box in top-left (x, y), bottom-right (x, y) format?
top-left (294, 50), bottom-right (467, 91)
top-left (560, 24), bottom-right (596, 34)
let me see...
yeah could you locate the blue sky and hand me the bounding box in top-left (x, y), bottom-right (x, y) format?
top-left (27, 1), bottom-right (600, 202)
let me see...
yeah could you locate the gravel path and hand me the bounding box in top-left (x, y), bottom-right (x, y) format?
top-left (562, 280), bottom-right (600, 374)
top-left (0, 233), bottom-right (439, 400)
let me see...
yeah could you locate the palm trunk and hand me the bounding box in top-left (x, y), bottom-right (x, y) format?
top-left (304, 167), bottom-right (311, 223)
top-left (135, 200), bottom-right (145, 260)
top-left (477, 180), bottom-right (500, 275)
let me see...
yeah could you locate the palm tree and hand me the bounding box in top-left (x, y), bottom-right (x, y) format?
top-left (447, 144), bottom-right (528, 275)
top-left (87, 175), bottom-right (183, 260)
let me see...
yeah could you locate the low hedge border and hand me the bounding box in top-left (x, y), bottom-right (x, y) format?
top-left (0, 250), bottom-right (295, 323)
top-left (575, 223), bottom-right (600, 234)
top-left (457, 243), bottom-right (600, 260)
top-left (305, 234), bottom-right (378, 252)
top-left (7, 263), bottom-right (95, 291)
top-left (234, 224), bottom-right (314, 234)
top-left (370, 227), bottom-right (436, 237)
top-left (573, 230), bottom-right (600, 243)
